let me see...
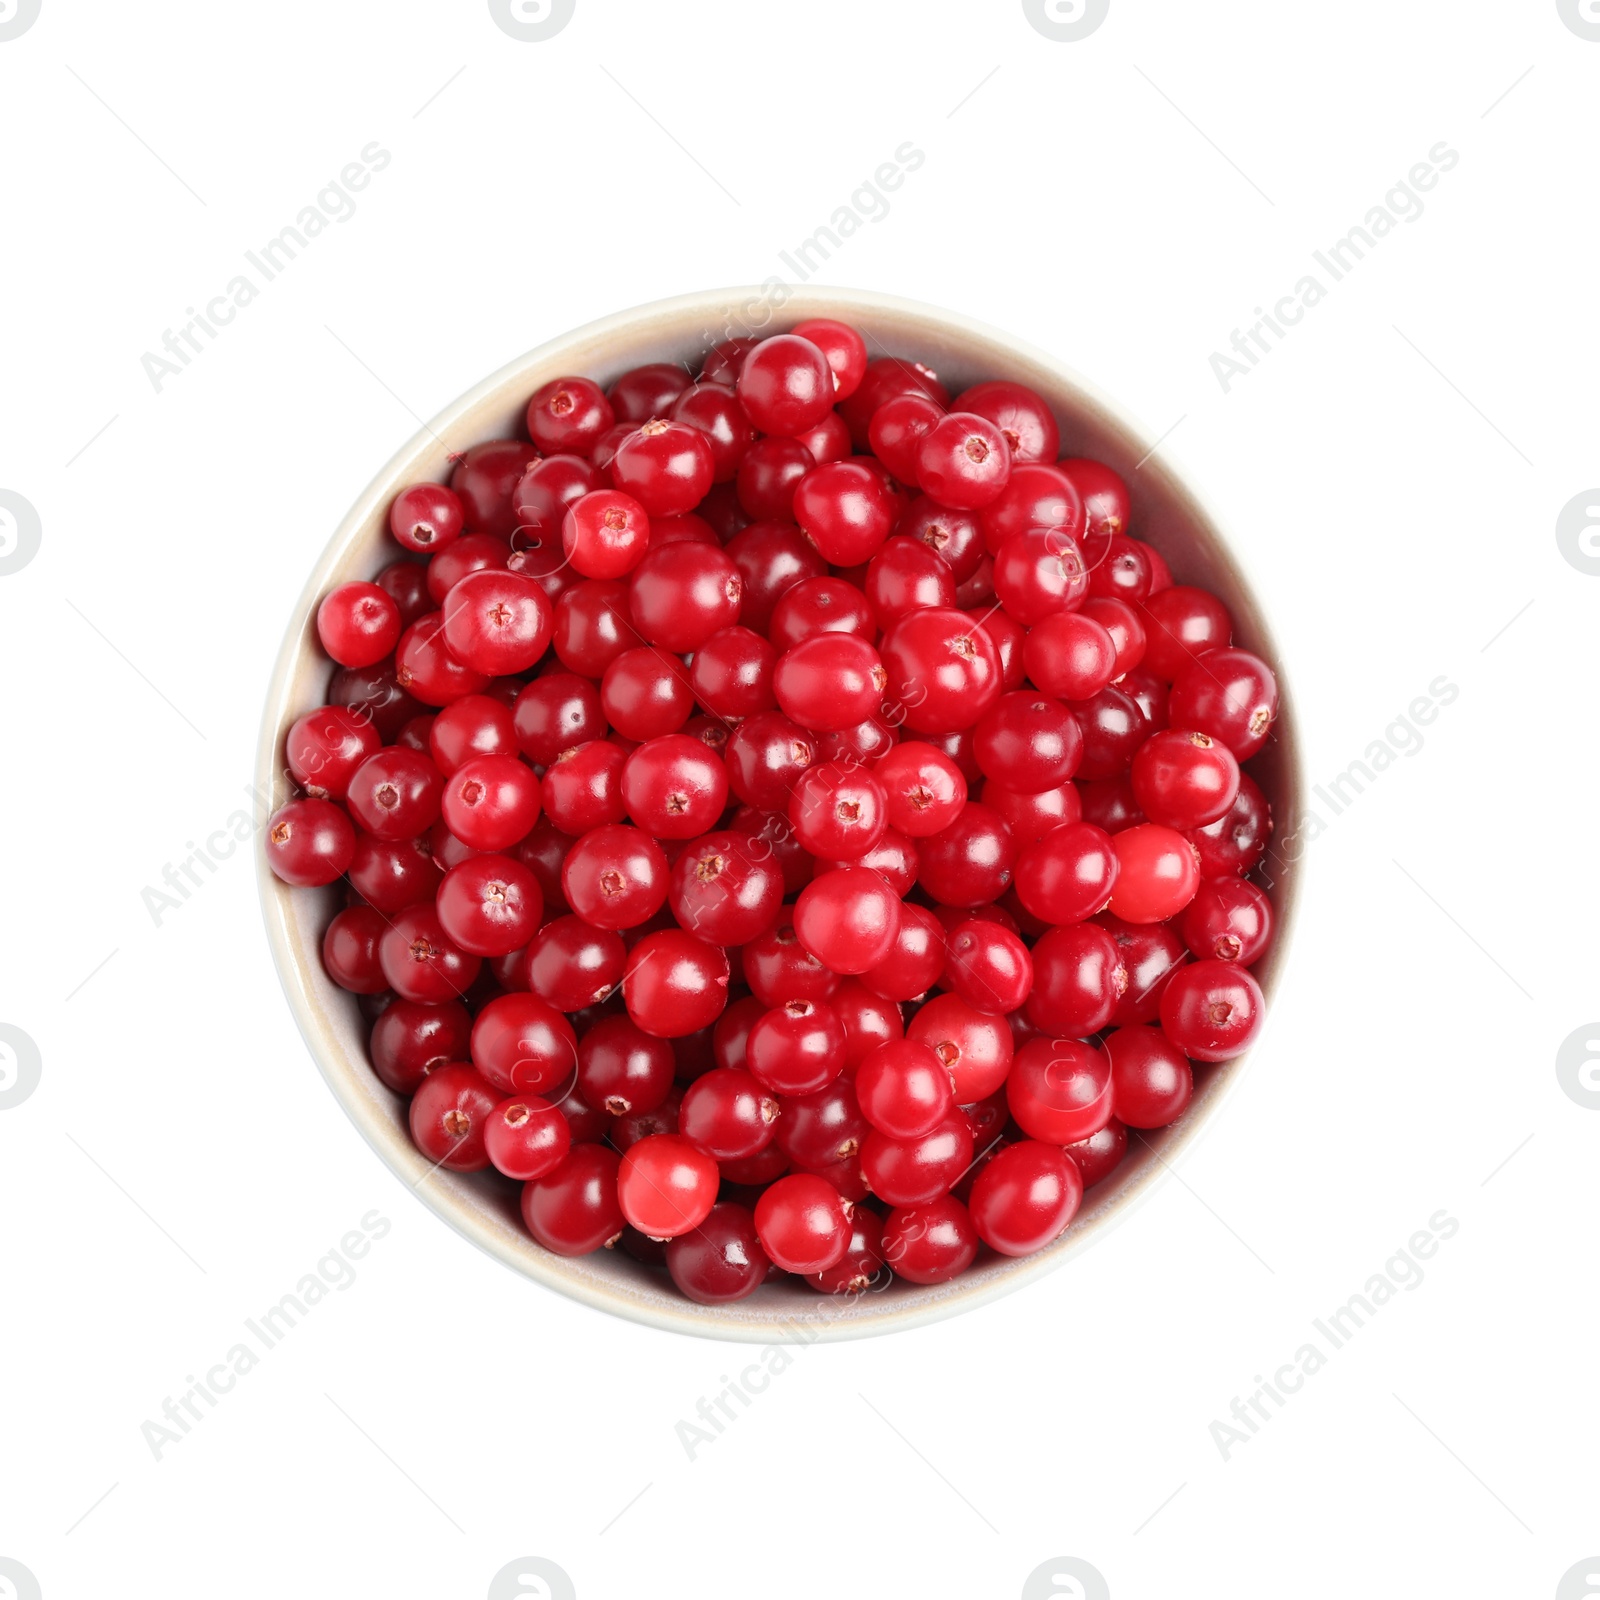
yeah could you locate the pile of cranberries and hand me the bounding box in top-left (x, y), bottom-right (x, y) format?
top-left (267, 319), bottom-right (1280, 1308)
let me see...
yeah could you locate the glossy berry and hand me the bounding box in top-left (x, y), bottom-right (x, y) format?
top-left (484, 1095), bottom-right (572, 1180)
top-left (917, 412), bottom-right (1011, 508)
top-left (522, 1144), bottom-right (625, 1255)
top-left (1014, 821), bottom-right (1118, 925)
top-left (856, 1039), bottom-right (954, 1139)
top-left (1104, 1025), bottom-right (1194, 1128)
top-left (265, 798), bottom-right (355, 886)
top-left (317, 582), bottom-right (402, 668)
top-left (753, 1173), bottom-right (851, 1273)
top-left (521, 915), bottom-right (626, 1011)
top-left (390, 482), bottom-right (465, 554)
top-left (944, 919), bottom-right (1033, 1014)
top-left (1181, 876), bottom-right (1273, 965)
top-left (973, 692), bottom-right (1082, 793)
top-left (1007, 1037), bottom-right (1114, 1144)
top-left (861, 1110), bottom-right (974, 1206)
top-left (793, 866), bottom-right (901, 975)
top-left (408, 1064), bottom-right (499, 1171)
top-left (621, 735), bottom-right (729, 840)
top-left (628, 541), bottom-right (742, 652)
top-left (441, 754), bottom-right (540, 851)
top-left (879, 607), bottom-right (1003, 734)
top-left (623, 929), bottom-right (730, 1038)
top-left (562, 824), bottom-right (669, 929)
top-left (1160, 960), bottom-right (1265, 1062)
top-left (773, 633), bottom-right (886, 732)
top-left (612, 420), bottom-right (716, 516)
top-left (737, 335), bottom-right (835, 436)
top-left (1130, 729), bottom-right (1240, 830)
top-left (1167, 647), bottom-right (1279, 759)
top-left (792, 461), bottom-right (898, 566)
top-left (881, 1195), bottom-right (979, 1284)
top-left (666, 1203), bottom-right (771, 1304)
top-left (562, 489), bottom-right (650, 579)
top-left (746, 998), bottom-right (846, 1096)
top-left (436, 853), bottom-right (543, 956)
top-left (968, 1140), bottom-right (1082, 1256)
top-left (1107, 824), bottom-right (1200, 923)
top-left (526, 375), bottom-right (613, 456)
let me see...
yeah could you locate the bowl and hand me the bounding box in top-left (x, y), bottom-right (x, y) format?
top-left (257, 285), bottom-right (1303, 1342)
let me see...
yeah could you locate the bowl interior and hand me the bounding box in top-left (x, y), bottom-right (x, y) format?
top-left (257, 286), bottom-right (1301, 1342)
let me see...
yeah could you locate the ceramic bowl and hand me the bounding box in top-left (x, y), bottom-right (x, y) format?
top-left (257, 285), bottom-right (1303, 1342)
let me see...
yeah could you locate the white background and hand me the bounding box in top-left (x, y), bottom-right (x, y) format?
top-left (2, 2), bottom-right (1597, 1596)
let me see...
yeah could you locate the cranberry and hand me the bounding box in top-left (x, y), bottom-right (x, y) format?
top-left (1140, 586), bottom-right (1232, 681)
top-left (770, 574), bottom-right (876, 651)
top-left (746, 998), bottom-right (846, 1096)
top-left (837, 357), bottom-right (950, 447)
top-left (688, 626), bottom-right (776, 720)
top-left (322, 905), bottom-right (387, 993)
top-left (451, 440), bottom-right (541, 539)
top-left (408, 1064), bottom-right (498, 1171)
top-left (807, 1206), bottom-right (885, 1294)
top-left (369, 998), bottom-right (470, 1095)
top-left (944, 920), bottom-right (1033, 1015)
top-left (390, 482), bottom-right (466, 554)
top-left (624, 929), bottom-right (730, 1038)
top-left (395, 612), bottom-right (492, 706)
top-left (576, 1014), bottom-right (675, 1117)
top-left (522, 1144), bottom-right (625, 1254)
top-left (520, 373), bottom-right (607, 452)
top-left (316, 582), bottom-right (402, 669)
top-left (773, 633), bottom-right (886, 732)
top-left (953, 379), bottom-right (1059, 463)
top-left (916, 801), bottom-right (1015, 907)
top-left (1130, 729), bottom-right (1240, 830)
top-left (601, 647), bottom-right (694, 741)
top-left (981, 780), bottom-right (1081, 849)
top-left (553, 579), bottom-right (636, 676)
top-left (559, 489), bottom-right (648, 579)
top-left (1007, 1037), bottom-right (1113, 1144)
top-left (484, 1095), bottom-right (572, 1181)
top-left (1182, 877), bottom-right (1273, 965)
top-left (512, 454), bottom-right (602, 545)
top-left (376, 559), bottom-right (434, 627)
top-left (348, 832), bottom-right (441, 913)
top-left (425, 694), bottom-right (517, 777)
top-left (612, 420), bottom-right (716, 516)
top-left (862, 1109), bottom-right (973, 1206)
top-left (969, 1140), bottom-right (1081, 1256)
top-left (1014, 821), bottom-right (1118, 925)
top-left (1065, 1118), bottom-right (1128, 1188)
top-left (753, 1173), bottom-right (851, 1272)
top-left (562, 824), bottom-right (668, 930)
top-left (792, 460), bottom-right (898, 566)
top-left (724, 710), bottom-right (815, 809)
top-left (628, 540), bottom-right (742, 651)
top-left (1104, 1025), bottom-right (1194, 1128)
top-left (513, 672), bottom-right (606, 764)
top-left (736, 436), bottom-right (814, 522)
top-left (1167, 647), bottom-right (1279, 759)
top-left (666, 1202), bottom-right (771, 1304)
top-left (1026, 923), bottom-right (1126, 1036)
top-left (440, 754), bottom-right (540, 851)
top-left (1100, 912), bottom-right (1188, 1027)
top-left (436, 853), bottom-right (542, 956)
top-left (879, 607), bottom-right (1003, 734)
top-left (833, 980), bottom-right (905, 1067)
top-left (540, 741), bottom-right (626, 835)
top-left (1108, 823), bottom-right (1200, 923)
top-left (907, 993), bottom-right (1013, 1103)
top-left (856, 1039), bottom-right (954, 1139)
top-left (470, 991), bottom-right (577, 1095)
top-left (621, 735), bottom-right (728, 840)
top-left (440, 570), bottom-right (552, 676)
top-left (726, 520), bottom-right (828, 631)
top-left (680, 1068), bottom-right (779, 1160)
top-left (915, 412), bottom-right (1011, 509)
top-left (1023, 611), bottom-right (1118, 701)
top-left (1187, 773), bottom-right (1271, 877)
top-left (286, 705), bottom-right (381, 800)
top-left (328, 660), bottom-right (422, 742)
top-left (265, 799), bottom-right (355, 886)
top-left (868, 393), bottom-right (945, 485)
top-left (979, 462), bottom-right (1083, 554)
top-left (793, 866), bottom-right (901, 976)
top-left (1160, 960), bottom-right (1265, 1061)
top-left (521, 914), bottom-right (626, 1010)
top-left (608, 362), bottom-right (692, 422)
top-left (865, 536), bottom-right (958, 625)
top-left (787, 760), bottom-right (888, 859)
top-left (879, 1195), bottom-right (977, 1284)
top-left (668, 830), bottom-right (783, 946)
top-left (736, 334), bottom-right (834, 436)
top-left (790, 317), bottom-right (868, 400)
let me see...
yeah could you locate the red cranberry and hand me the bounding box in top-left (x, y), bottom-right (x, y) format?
top-left (265, 799), bottom-right (356, 886)
top-left (793, 866), bottom-right (901, 975)
top-left (753, 1173), bottom-right (851, 1273)
top-left (628, 541), bottom-right (742, 652)
top-left (612, 420), bottom-right (716, 516)
top-left (1104, 1025), bottom-right (1194, 1128)
top-left (1160, 960), bottom-right (1265, 1061)
top-left (666, 1202), bottom-right (771, 1304)
top-left (623, 929), bottom-right (730, 1038)
top-left (1007, 1037), bottom-right (1113, 1144)
top-left (969, 1140), bottom-right (1082, 1256)
top-left (522, 1144), bottom-right (625, 1254)
top-left (409, 1064), bottom-right (499, 1171)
